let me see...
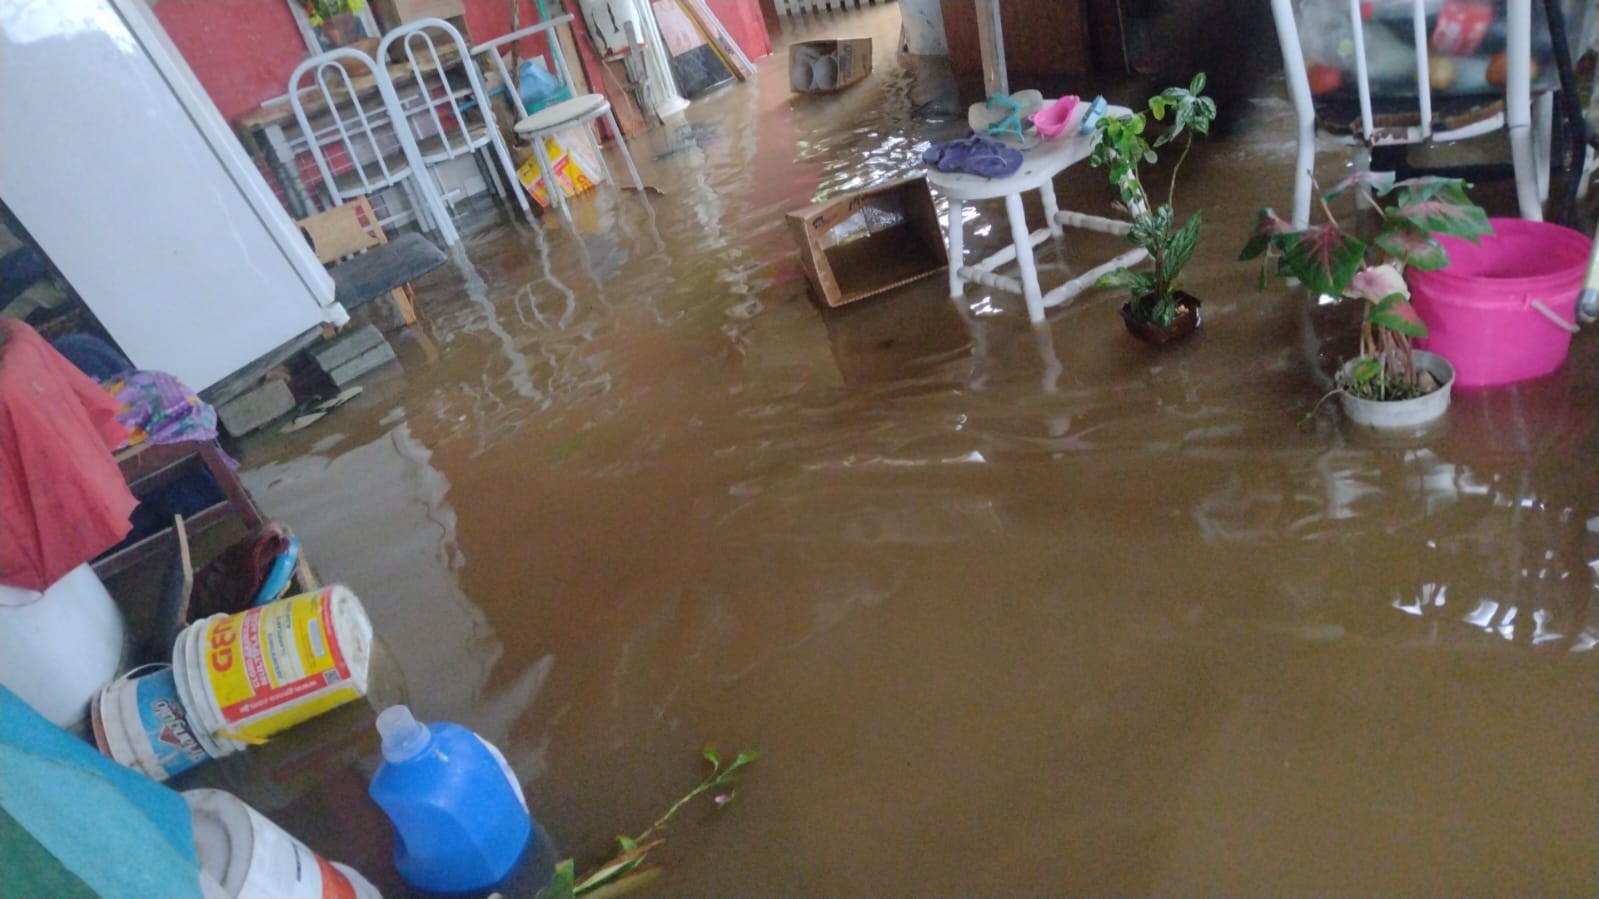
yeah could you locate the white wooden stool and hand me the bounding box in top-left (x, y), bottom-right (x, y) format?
top-left (927, 103), bottom-right (1148, 323)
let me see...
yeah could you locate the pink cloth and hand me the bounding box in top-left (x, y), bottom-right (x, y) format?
top-left (0, 320), bottom-right (135, 591)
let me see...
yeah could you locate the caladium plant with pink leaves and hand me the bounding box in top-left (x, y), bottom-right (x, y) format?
top-left (1240, 173), bottom-right (1491, 401)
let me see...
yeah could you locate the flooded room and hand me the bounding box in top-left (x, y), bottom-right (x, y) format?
top-left (2, 0), bottom-right (1598, 895)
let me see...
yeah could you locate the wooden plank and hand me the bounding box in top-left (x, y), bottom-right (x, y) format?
top-left (562, 0), bottom-right (644, 139)
top-left (553, 7), bottom-right (594, 94)
top-left (599, 57), bottom-right (649, 136)
top-left (679, 0), bottom-right (756, 79)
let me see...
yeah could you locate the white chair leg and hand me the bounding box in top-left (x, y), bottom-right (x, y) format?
top-left (476, 148), bottom-right (508, 200)
top-left (1579, 220), bottom-right (1599, 323)
top-left (416, 175), bottom-right (460, 246)
top-left (579, 120), bottom-right (615, 188)
top-left (947, 199), bottom-right (965, 298)
top-left (399, 180), bottom-right (432, 233)
top-left (1269, 0), bottom-right (1318, 227)
top-left (1533, 90), bottom-right (1553, 205)
top-left (486, 123), bottom-right (535, 222)
top-left (1291, 126), bottom-right (1316, 228)
top-left (530, 134), bottom-right (569, 218)
top-left (603, 109), bottom-right (645, 193)
top-left (1039, 178), bottom-right (1063, 237)
top-left (1505, 0), bottom-right (1541, 221)
top-left (1508, 122), bottom-right (1542, 220)
top-left (1004, 192), bottom-right (1045, 322)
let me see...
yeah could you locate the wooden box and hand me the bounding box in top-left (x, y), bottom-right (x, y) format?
top-left (370, 0), bottom-right (467, 29)
top-left (786, 176), bottom-right (947, 308)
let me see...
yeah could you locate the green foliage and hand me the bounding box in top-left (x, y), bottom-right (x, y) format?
top-left (538, 861), bottom-right (578, 899)
top-left (303, 0), bottom-right (362, 24)
top-left (1088, 113), bottom-right (1152, 211)
top-left (1162, 211), bottom-right (1203, 287)
top-left (535, 746), bottom-right (760, 899)
top-left (1365, 293), bottom-right (1427, 338)
top-left (1095, 268), bottom-right (1157, 296)
top-left (1242, 173), bottom-right (1492, 400)
top-left (1273, 222), bottom-right (1366, 296)
top-left (1147, 73), bottom-right (1217, 147)
top-left (1372, 215), bottom-right (1450, 270)
top-left (1087, 75), bottom-right (1217, 327)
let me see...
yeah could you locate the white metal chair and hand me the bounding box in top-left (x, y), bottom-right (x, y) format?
top-left (288, 47), bottom-right (460, 246)
top-left (472, 15), bottom-right (645, 216)
top-left (1270, 0), bottom-right (1553, 226)
top-left (377, 18), bottom-right (534, 224)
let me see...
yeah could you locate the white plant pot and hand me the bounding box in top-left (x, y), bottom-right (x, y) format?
top-left (1337, 350), bottom-right (1455, 429)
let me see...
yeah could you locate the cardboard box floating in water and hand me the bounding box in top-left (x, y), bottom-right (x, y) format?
top-left (789, 38), bottom-right (872, 93)
top-left (786, 176), bottom-right (947, 308)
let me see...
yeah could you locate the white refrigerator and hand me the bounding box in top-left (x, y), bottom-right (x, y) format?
top-left (0, 0), bottom-right (347, 391)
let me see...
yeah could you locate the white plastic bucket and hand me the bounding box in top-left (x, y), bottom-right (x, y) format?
top-left (173, 623), bottom-right (232, 760)
top-left (177, 587), bottom-right (373, 749)
top-left (90, 664), bottom-right (211, 781)
top-left (182, 621), bottom-right (248, 756)
top-left (0, 563), bottom-right (126, 730)
top-left (184, 788), bottom-right (380, 899)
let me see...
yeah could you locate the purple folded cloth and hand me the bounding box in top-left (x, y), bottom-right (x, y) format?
top-left (922, 132), bottom-right (1023, 179)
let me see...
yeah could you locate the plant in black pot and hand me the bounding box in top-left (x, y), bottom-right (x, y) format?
top-left (1088, 74), bottom-right (1217, 345)
top-left (1240, 172), bottom-right (1492, 428)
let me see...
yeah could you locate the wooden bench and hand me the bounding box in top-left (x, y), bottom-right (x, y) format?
top-left (297, 196), bottom-right (447, 328)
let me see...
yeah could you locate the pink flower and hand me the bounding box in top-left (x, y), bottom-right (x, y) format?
top-left (1345, 263), bottom-right (1409, 303)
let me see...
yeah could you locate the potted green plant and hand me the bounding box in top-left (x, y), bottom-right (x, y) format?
top-left (1240, 172), bottom-right (1492, 428)
top-left (303, 0), bottom-right (366, 48)
top-left (1088, 74), bottom-right (1217, 345)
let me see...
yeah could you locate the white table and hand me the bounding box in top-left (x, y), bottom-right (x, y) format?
top-left (927, 103), bottom-right (1148, 323)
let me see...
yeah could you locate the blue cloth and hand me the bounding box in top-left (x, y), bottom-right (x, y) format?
top-left (50, 334), bottom-right (134, 382)
top-left (0, 687), bottom-right (203, 898)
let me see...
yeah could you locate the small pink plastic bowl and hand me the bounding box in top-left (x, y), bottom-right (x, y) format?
top-left (1031, 96), bottom-right (1081, 139)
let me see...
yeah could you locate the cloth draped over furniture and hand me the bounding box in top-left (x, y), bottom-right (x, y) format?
top-left (0, 319), bottom-right (135, 592)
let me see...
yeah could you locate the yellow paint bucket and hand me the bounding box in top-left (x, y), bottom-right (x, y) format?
top-left (175, 586), bottom-right (373, 751)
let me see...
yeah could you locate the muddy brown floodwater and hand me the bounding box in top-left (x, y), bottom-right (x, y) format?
top-left (184, 6), bottom-right (1599, 895)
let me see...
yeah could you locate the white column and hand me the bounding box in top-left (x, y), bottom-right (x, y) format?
top-left (635, 0), bottom-right (689, 117)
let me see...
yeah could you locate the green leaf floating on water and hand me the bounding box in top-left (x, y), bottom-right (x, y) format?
top-left (538, 745), bottom-right (760, 898)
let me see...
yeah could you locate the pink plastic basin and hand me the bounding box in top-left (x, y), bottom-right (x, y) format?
top-left (1409, 218), bottom-right (1592, 388)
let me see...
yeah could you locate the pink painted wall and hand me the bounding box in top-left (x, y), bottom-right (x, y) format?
top-left (703, 0), bottom-right (770, 61)
top-left (153, 0), bottom-right (555, 124)
top-left (460, 0), bottom-right (553, 62)
top-left (152, 0), bottom-right (308, 122)
top-left (153, 0), bottom-right (763, 126)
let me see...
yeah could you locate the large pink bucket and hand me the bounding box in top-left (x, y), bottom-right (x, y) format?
top-left (1409, 218), bottom-right (1590, 388)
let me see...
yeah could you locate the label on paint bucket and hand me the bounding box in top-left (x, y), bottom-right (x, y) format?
top-left (317, 854), bottom-right (358, 899)
top-left (202, 590), bottom-right (359, 737)
top-left (136, 669), bottom-right (210, 776)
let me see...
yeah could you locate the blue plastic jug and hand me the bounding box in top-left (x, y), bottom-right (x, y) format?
top-left (368, 705), bottom-right (534, 893)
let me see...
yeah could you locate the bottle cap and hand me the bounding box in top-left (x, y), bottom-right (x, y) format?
top-left (376, 705), bottom-right (431, 763)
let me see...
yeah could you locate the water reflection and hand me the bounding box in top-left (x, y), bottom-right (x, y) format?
top-left (231, 3), bottom-right (1599, 891)
top-left (243, 424), bottom-right (548, 751)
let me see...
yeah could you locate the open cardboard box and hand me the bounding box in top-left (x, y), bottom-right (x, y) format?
top-left (786, 176), bottom-right (948, 308)
top-left (789, 38), bottom-right (872, 93)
